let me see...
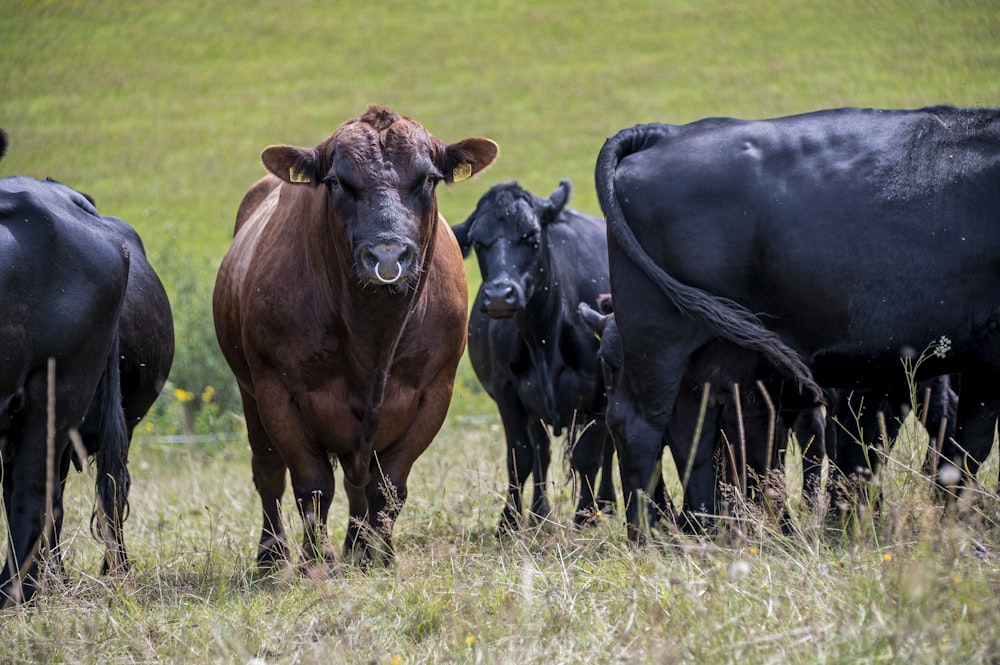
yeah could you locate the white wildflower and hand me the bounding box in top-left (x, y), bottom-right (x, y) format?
top-left (939, 463), bottom-right (962, 487)
top-left (933, 336), bottom-right (952, 359)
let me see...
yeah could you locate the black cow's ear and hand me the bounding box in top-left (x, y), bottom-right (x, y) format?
top-left (541, 179), bottom-right (572, 225)
top-left (578, 302), bottom-right (609, 338)
top-left (441, 137), bottom-right (499, 184)
top-left (261, 145), bottom-right (321, 186)
top-left (450, 220), bottom-right (473, 258)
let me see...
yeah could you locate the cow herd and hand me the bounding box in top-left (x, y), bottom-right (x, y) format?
top-left (0, 103), bottom-right (997, 607)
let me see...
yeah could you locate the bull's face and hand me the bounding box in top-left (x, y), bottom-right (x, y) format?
top-left (259, 105), bottom-right (498, 291)
top-left (453, 180), bottom-right (572, 318)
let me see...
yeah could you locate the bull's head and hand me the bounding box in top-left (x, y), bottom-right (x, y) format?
top-left (259, 106), bottom-right (498, 290)
top-left (452, 180), bottom-right (572, 318)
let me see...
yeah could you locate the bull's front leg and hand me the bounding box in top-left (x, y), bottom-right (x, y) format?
top-left (242, 386), bottom-right (291, 571)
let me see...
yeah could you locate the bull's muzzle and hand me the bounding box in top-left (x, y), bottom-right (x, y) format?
top-left (360, 242), bottom-right (416, 286)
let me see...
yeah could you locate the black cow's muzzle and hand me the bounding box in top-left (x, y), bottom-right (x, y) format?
top-left (481, 280), bottom-right (525, 318)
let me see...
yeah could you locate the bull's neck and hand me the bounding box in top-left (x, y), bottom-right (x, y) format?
top-left (313, 197), bottom-right (440, 445)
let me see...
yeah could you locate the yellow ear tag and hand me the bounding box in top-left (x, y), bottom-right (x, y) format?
top-left (452, 162), bottom-right (472, 182)
top-left (289, 167), bottom-right (311, 184)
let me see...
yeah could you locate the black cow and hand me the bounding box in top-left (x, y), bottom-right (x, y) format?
top-left (596, 106), bottom-right (1000, 539)
top-left (0, 175), bottom-right (131, 606)
top-left (452, 180), bottom-right (616, 529)
top-left (579, 300), bottom-right (824, 531)
top-left (81, 213), bottom-right (175, 443)
top-left (70, 211), bottom-right (174, 575)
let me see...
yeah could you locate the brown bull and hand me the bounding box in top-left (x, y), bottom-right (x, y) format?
top-left (213, 106), bottom-right (497, 568)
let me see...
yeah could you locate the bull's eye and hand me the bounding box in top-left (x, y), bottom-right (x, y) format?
top-left (414, 171), bottom-right (442, 196)
top-left (325, 174), bottom-right (359, 200)
top-left (522, 232), bottom-right (540, 250)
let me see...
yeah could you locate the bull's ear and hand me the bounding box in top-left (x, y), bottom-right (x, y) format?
top-left (440, 137), bottom-right (499, 184)
top-left (541, 179), bottom-right (572, 225)
top-left (261, 145), bottom-right (321, 185)
top-left (450, 219), bottom-right (474, 258)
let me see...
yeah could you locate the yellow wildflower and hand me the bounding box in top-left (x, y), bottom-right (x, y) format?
top-left (173, 388), bottom-right (195, 403)
top-left (201, 385), bottom-right (216, 403)
top-left (465, 634), bottom-right (476, 647)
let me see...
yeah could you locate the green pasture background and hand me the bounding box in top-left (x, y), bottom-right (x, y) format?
top-left (2, 0), bottom-right (998, 431)
top-left (3, 2), bottom-right (1000, 663)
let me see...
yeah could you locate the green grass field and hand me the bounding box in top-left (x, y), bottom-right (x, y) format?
top-left (2, 1), bottom-right (1000, 662)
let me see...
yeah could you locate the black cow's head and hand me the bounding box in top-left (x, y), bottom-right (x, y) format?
top-left (452, 180), bottom-right (571, 318)
top-left (260, 105), bottom-right (498, 290)
top-left (579, 299), bottom-right (623, 401)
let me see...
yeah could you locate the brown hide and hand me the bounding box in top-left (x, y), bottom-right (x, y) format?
top-left (213, 106), bottom-right (497, 567)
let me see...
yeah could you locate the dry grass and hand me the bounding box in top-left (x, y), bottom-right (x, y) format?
top-left (2, 411), bottom-right (998, 664)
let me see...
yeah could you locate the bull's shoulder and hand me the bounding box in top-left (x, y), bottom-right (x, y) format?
top-left (234, 175), bottom-right (283, 235)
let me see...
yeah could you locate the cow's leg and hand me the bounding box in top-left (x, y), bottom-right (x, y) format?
top-left (290, 456), bottom-right (336, 569)
top-left (526, 418), bottom-right (551, 524)
top-left (342, 472), bottom-right (372, 566)
top-left (609, 324), bottom-right (714, 540)
top-left (345, 453), bottom-right (411, 568)
top-left (943, 371), bottom-right (999, 491)
top-left (0, 413), bottom-right (69, 607)
top-left (731, 392), bottom-right (775, 504)
top-left (494, 390), bottom-right (534, 533)
top-left (667, 384), bottom-right (722, 532)
top-left (607, 392), bottom-right (671, 541)
top-left (920, 376), bottom-right (959, 480)
top-left (346, 376), bottom-right (452, 565)
top-left (571, 420), bottom-right (613, 525)
top-left (792, 404), bottom-right (828, 511)
top-left (240, 387), bottom-right (290, 570)
top-left (596, 429), bottom-right (618, 515)
top-left (830, 389), bottom-right (890, 506)
top-left (41, 447), bottom-right (73, 584)
top-left (252, 384), bottom-right (337, 569)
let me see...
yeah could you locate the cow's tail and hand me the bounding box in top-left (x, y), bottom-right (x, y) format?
top-left (595, 124), bottom-right (823, 403)
top-left (0, 128), bottom-right (8, 163)
top-left (92, 331), bottom-right (131, 574)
